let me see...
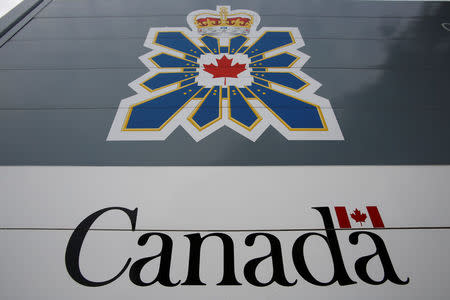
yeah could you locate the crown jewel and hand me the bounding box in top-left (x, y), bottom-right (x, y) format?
top-left (187, 6), bottom-right (260, 37)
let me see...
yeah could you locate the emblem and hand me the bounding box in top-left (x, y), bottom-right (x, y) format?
top-left (108, 6), bottom-right (343, 141)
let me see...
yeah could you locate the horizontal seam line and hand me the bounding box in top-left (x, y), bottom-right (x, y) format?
top-left (0, 226), bottom-right (449, 232)
top-left (1, 164), bottom-right (449, 167)
top-left (9, 37), bottom-right (450, 42)
top-left (0, 163), bottom-right (449, 166)
top-left (0, 66), bottom-right (448, 71)
top-left (32, 15), bottom-right (450, 19)
top-left (0, 107), bottom-right (446, 111)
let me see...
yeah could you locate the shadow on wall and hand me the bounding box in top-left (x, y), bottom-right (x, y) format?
top-left (335, 3), bottom-right (450, 162)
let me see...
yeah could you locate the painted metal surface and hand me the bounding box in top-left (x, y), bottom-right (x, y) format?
top-left (0, 0), bottom-right (50, 46)
top-left (0, 166), bottom-right (450, 299)
top-left (0, 0), bottom-right (449, 165)
top-left (0, 1), bottom-right (450, 299)
top-left (1, 166), bottom-right (449, 229)
top-left (3, 229), bottom-right (449, 299)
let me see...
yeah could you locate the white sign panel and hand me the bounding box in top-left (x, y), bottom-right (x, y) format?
top-left (0, 166), bottom-right (449, 299)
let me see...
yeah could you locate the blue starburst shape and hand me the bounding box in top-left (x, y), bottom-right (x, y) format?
top-left (108, 6), bottom-right (343, 142)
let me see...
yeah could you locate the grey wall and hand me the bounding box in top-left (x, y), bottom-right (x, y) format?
top-left (0, 0), bottom-right (449, 165)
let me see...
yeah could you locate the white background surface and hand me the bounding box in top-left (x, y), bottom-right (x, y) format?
top-left (1, 166), bottom-right (448, 229)
top-left (2, 229), bottom-right (449, 300)
top-left (0, 0), bottom-right (22, 18)
top-left (1, 166), bottom-right (449, 299)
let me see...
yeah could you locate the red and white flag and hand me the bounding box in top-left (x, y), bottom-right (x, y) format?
top-left (334, 206), bottom-right (385, 228)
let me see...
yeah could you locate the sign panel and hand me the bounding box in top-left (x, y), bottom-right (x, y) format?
top-left (1, 166), bottom-right (450, 299)
top-left (0, 2), bottom-right (448, 165)
top-left (0, 1), bottom-right (449, 300)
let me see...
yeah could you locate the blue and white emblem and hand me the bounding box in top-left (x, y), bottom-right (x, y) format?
top-left (108, 6), bottom-right (343, 141)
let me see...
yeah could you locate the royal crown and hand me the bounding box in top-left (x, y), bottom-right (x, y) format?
top-left (187, 6), bottom-right (260, 37)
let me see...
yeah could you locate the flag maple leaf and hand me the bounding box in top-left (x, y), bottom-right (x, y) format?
top-left (202, 55), bottom-right (246, 85)
top-left (350, 209), bottom-right (367, 226)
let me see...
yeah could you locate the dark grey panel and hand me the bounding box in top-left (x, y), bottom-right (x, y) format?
top-left (11, 16), bottom-right (450, 41)
top-left (300, 37), bottom-right (449, 70)
top-left (0, 0), bottom-right (449, 165)
top-left (0, 37), bottom-right (448, 70)
top-left (0, 108), bottom-right (448, 165)
top-left (0, 39), bottom-right (141, 69)
top-left (36, 0), bottom-right (450, 18)
top-left (0, 69), bottom-right (144, 109)
top-left (0, 68), bottom-right (449, 110)
top-left (0, 0), bottom-right (51, 47)
top-left (0, 0), bottom-right (43, 36)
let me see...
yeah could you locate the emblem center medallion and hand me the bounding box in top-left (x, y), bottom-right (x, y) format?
top-left (197, 53), bottom-right (252, 88)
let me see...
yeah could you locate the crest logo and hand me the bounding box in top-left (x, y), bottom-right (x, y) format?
top-left (108, 6), bottom-right (343, 141)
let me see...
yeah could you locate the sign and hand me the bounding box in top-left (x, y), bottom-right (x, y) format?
top-left (1, 166), bottom-right (450, 299)
top-left (1, 1), bottom-right (450, 299)
top-left (108, 6), bottom-right (342, 141)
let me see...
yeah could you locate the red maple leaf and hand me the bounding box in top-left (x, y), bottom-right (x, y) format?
top-left (350, 209), bottom-right (367, 226)
top-left (202, 55), bottom-right (246, 85)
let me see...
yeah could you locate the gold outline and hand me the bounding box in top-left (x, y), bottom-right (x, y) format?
top-left (140, 72), bottom-right (198, 93)
top-left (149, 52), bottom-right (199, 69)
top-left (245, 82), bottom-right (328, 131)
top-left (230, 35), bottom-right (249, 54)
top-left (251, 68), bottom-right (267, 72)
top-left (249, 51), bottom-right (300, 68)
top-left (122, 82), bottom-right (203, 131)
top-left (250, 54), bottom-right (265, 62)
top-left (243, 31), bottom-right (296, 59)
top-left (251, 71), bottom-right (310, 92)
top-left (221, 86), bottom-right (229, 100)
top-left (179, 77), bottom-right (198, 88)
top-left (185, 54), bottom-right (199, 62)
top-left (228, 87), bottom-right (262, 131)
top-left (252, 77), bottom-right (271, 88)
top-left (153, 31), bottom-right (206, 57)
top-left (192, 87), bottom-right (211, 100)
top-left (237, 46), bottom-right (248, 54)
top-left (188, 87), bottom-right (222, 131)
top-left (238, 88), bottom-right (257, 99)
top-left (200, 34), bottom-right (220, 54)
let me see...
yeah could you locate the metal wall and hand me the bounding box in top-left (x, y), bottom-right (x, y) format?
top-left (0, 0), bottom-right (449, 165)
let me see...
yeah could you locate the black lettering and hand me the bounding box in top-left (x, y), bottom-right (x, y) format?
top-left (292, 207), bottom-right (356, 286)
top-left (65, 207), bottom-right (137, 287)
top-left (182, 233), bottom-right (241, 285)
top-left (349, 231), bottom-right (409, 285)
top-left (129, 232), bottom-right (180, 286)
top-left (244, 233), bottom-right (296, 287)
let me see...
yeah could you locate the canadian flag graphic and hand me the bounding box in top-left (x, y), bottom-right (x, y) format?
top-left (334, 206), bottom-right (385, 228)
